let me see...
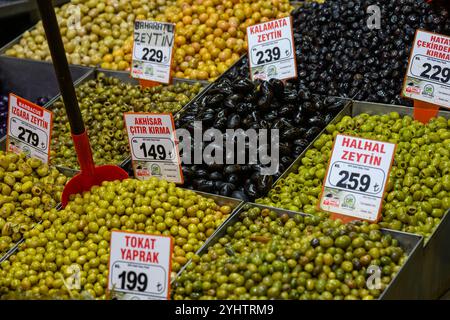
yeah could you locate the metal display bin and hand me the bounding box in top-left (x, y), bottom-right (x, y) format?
top-left (45, 68), bottom-right (209, 177)
top-left (174, 203), bottom-right (424, 300)
top-left (0, 190), bottom-right (243, 268)
top-left (0, 0), bottom-right (69, 19)
top-left (268, 100), bottom-right (450, 299)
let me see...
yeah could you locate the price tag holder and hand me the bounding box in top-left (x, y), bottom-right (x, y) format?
top-left (402, 30), bottom-right (450, 109)
top-left (7, 93), bottom-right (53, 163)
top-left (319, 135), bottom-right (396, 222)
top-left (108, 231), bottom-right (172, 300)
top-left (124, 112), bottom-right (183, 183)
top-left (131, 20), bottom-right (175, 84)
top-left (246, 16), bottom-right (297, 81)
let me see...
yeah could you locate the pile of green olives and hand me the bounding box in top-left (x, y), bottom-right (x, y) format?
top-left (0, 152), bottom-right (67, 256)
top-left (257, 112), bottom-right (450, 238)
top-left (51, 73), bottom-right (203, 168)
top-left (0, 178), bottom-right (232, 300)
top-left (172, 205), bottom-right (407, 300)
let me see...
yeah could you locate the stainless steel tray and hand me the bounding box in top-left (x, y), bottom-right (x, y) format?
top-left (268, 100), bottom-right (450, 299)
top-left (175, 203), bottom-right (424, 300)
top-left (47, 68), bottom-right (208, 177)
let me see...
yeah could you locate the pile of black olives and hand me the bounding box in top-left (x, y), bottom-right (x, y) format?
top-left (175, 76), bottom-right (346, 201)
top-left (172, 205), bottom-right (407, 300)
top-left (258, 113), bottom-right (450, 238)
top-left (51, 73), bottom-right (203, 169)
top-left (227, 0), bottom-right (450, 105)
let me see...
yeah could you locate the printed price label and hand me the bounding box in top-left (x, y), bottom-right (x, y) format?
top-left (319, 135), bottom-right (396, 222)
top-left (131, 20), bottom-right (175, 84)
top-left (7, 94), bottom-right (53, 163)
top-left (247, 16), bottom-right (297, 81)
top-left (402, 30), bottom-right (450, 108)
top-left (108, 231), bottom-right (172, 300)
top-left (124, 112), bottom-right (183, 183)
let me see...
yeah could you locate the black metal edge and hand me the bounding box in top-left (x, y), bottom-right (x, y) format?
top-left (0, 24), bottom-right (37, 55)
top-left (173, 202), bottom-right (424, 300)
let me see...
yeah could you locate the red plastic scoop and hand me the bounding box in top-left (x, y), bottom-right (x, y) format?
top-left (36, 0), bottom-right (128, 207)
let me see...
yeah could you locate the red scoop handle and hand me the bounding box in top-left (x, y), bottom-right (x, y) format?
top-left (72, 132), bottom-right (96, 176)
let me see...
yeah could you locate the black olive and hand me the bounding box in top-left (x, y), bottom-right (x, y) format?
top-left (227, 114), bottom-right (241, 129)
top-left (214, 180), bottom-right (225, 191)
top-left (268, 78), bottom-right (285, 98)
top-left (305, 127), bottom-right (322, 140)
top-left (209, 171), bottom-right (223, 181)
top-left (311, 238), bottom-right (320, 248)
top-left (219, 183), bottom-right (236, 197)
top-left (283, 89), bottom-right (298, 103)
top-left (244, 183), bottom-right (259, 199)
top-left (278, 104), bottom-right (295, 117)
top-left (181, 166), bottom-right (194, 179)
top-left (293, 139), bottom-right (310, 148)
top-left (279, 142), bottom-right (292, 156)
top-left (236, 103), bottom-right (253, 114)
top-left (195, 179), bottom-right (215, 192)
top-left (256, 175), bottom-right (273, 193)
top-left (214, 117), bottom-right (227, 130)
top-left (224, 165), bottom-right (241, 175)
top-left (193, 168), bottom-right (208, 179)
top-left (200, 112), bottom-right (216, 126)
top-left (226, 174), bottom-right (240, 185)
top-left (264, 110), bottom-right (278, 122)
top-left (233, 78), bottom-right (255, 93)
top-left (205, 94), bottom-right (225, 107)
top-left (281, 127), bottom-right (303, 141)
top-left (224, 93), bottom-right (242, 109)
top-left (207, 86), bottom-right (233, 96)
top-left (308, 115), bottom-right (326, 127)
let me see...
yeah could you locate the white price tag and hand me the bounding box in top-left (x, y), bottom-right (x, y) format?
top-left (247, 16), bottom-right (297, 81)
top-left (124, 112), bottom-right (183, 183)
top-left (319, 135), bottom-right (396, 222)
top-left (7, 94), bottom-right (53, 163)
top-left (131, 20), bottom-right (175, 84)
top-left (402, 30), bottom-right (450, 109)
top-left (108, 231), bottom-right (172, 300)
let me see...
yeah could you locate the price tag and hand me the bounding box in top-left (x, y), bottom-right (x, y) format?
top-left (131, 20), bottom-right (175, 84)
top-left (124, 112), bottom-right (183, 183)
top-left (402, 30), bottom-right (450, 109)
top-left (7, 93), bottom-right (53, 163)
top-left (108, 231), bottom-right (172, 300)
top-left (319, 135), bottom-right (396, 222)
top-left (247, 16), bottom-right (297, 81)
